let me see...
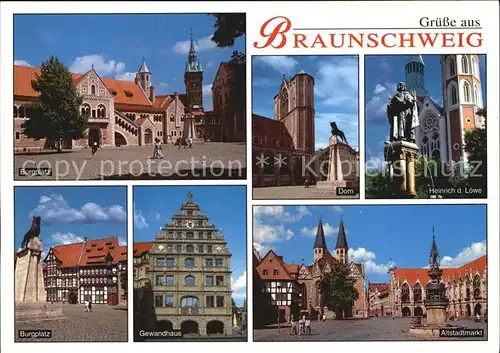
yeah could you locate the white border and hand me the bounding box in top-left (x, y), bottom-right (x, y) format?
top-left (1, 1), bottom-right (498, 352)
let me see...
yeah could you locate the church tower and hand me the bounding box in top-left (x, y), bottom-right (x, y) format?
top-left (441, 54), bottom-right (484, 163)
top-left (313, 217), bottom-right (327, 262)
top-left (273, 70), bottom-right (315, 154)
top-left (184, 31), bottom-right (203, 110)
top-left (405, 55), bottom-right (427, 98)
top-left (135, 57), bottom-right (153, 100)
top-left (334, 217), bottom-right (348, 265)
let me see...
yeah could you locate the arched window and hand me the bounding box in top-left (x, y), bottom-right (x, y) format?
top-left (181, 296), bottom-right (199, 308)
top-left (473, 275), bottom-right (481, 298)
top-left (451, 85), bottom-right (458, 105)
top-left (448, 57), bottom-right (456, 77)
top-left (474, 85), bottom-right (480, 105)
top-left (15, 131), bottom-right (21, 140)
top-left (461, 56), bottom-right (469, 74)
top-left (97, 105), bottom-right (106, 118)
top-left (92, 109), bottom-right (96, 118)
top-left (184, 275), bottom-right (195, 286)
top-left (184, 258), bottom-right (195, 268)
top-left (413, 283), bottom-right (422, 302)
top-left (13, 105), bottom-right (18, 118)
top-left (81, 104), bottom-right (91, 117)
top-left (401, 283), bottom-right (410, 303)
top-left (91, 85), bottom-right (96, 95)
top-left (18, 106), bottom-right (25, 118)
top-left (471, 57), bottom-right (477, 76)
top-left (186, 244), bottom-right (194, 253)
top-left (463, 81), bottom-right (471, 102)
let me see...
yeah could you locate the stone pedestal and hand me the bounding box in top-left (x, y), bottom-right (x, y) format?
top-left (15, 237), bottom-right (63, 322)
top-left (183, 115), bottom-right (203, 144)
top-left (426, 306), bottom-right (448, 326)
top-left (317, 138), bottom-right (358, 190)
top-left (386, 140), bottom-right (418, 198)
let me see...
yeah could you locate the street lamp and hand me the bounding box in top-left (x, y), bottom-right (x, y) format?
top-left (277, 285), bottom-right (282, 332)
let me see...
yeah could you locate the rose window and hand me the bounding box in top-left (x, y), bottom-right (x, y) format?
top-left (422, 114), bottom-right (438, 133)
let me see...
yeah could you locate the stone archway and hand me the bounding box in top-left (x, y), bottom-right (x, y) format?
top-left (474, 304), bottom-right (482, 316)
top-left (181, 320), bottom-right (199, 335)
top-left (402, 307), bottom-right (411, 316)
top-left (88, 127), bottom-right (101, 147)
top-left (115, 132), bottom-right (127, 147)
top-left (144, 129), bottom-right (153, 145)
top-left (156, 320), bottom-right (173, 331)
top-left (206, 320), bottom-right (224, 335)
top-left (414, 306), bottom-right (423, 317)
top-left (466, 304), bottom-right (472, 317)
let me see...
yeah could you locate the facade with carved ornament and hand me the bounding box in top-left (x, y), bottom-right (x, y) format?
top-left (13, 33), bottom-right (245, 152)
top-left (134, 192), bottom-right (233, 337)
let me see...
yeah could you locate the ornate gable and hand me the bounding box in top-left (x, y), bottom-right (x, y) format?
top-left (298, 265), bottom-right (312, 280)
top-left (212, 63), bottom-right (234, 90)
top-left (76, 70), bottom-right (114, 100)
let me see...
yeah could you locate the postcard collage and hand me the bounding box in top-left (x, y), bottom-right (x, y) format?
top-left (0, 1), bottom-right (499, 353)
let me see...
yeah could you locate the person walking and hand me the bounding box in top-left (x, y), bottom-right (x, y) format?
top-left (88, 299), bottom-right (92, 312)
top-left (156, 138), bottom-right (164, 159)
top-left (152, 138), bottom-right (159, 159)
top-left (289, 315), bottom-right (297, 336)
top-left (322, 313), bottom-right (326, 322)
top-left (188, 136), bottom-right (193, 148)
top-left (84, 300), bottom-right (89, 312)
top-left (305, 315), bottom-right (311, 336)
top-left (91, 141), bottom-right (98, 158)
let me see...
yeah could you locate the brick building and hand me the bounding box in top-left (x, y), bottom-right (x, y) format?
top-left (13, 32), bottom-right (245, 152)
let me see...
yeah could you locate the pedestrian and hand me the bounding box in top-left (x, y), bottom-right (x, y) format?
top-left (188, 136), bottom-right (193, 148)
top-left (156, 138), bottom-right (164, 159)
top-left (152, 138), bottom-right (159, 159)
top-left (299, 315), bottom-right (305, 335)
top-left (305, 315), bottom-right (311, 335)
top-left (91, 141), bottom-right (98, 158)
top-left (322, 313), bottom-right (326, 322)
top-left (289, 315), bottom-right (297, 336)
top-left (84, 300), bottom-right (89, 312)
top-left (88, 299), bottom-right (92, 312)
top-left (177, 138), bottom-right (182, 150)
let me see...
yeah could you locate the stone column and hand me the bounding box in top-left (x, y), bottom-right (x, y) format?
top-left (386, 140), bottom-right (419, 198)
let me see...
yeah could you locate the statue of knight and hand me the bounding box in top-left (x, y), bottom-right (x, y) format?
top-left (387, 82), bottom-right (419, 143)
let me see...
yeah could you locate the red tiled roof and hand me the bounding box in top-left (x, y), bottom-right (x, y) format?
top-left (14, 65), bottom-right (152, 108)
top-left (47, 237), bottom-right (126, 268)
top-left (133, 242), bottom-right (153, 257)
top-left (393, 255), bottom-right (487, 285)
top-left (256, 250), bottom-right (298, 281)
top-left (369, 283), bottom-right (389, 293)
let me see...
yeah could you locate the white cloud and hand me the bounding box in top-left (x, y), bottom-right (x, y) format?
top-left (173, 35), bottom-right (217, 54)
top-left (314, 56), bottom-right (358, 109)
top-left (296, 206), bottom-right (311, 218)
top-left (14, 60), bottom-right (34, 67)
top-left (253, 77), bottom-right (275, 87)
top-left (134, 209), bottom-right (149, 229)
top-left (440, 240), bottom-right (486, 268)
top-left (366, 81), bottom-right (396, 124)
top-left (254, 56), bottom-right (298, 73)
top-left (155, 212), bottom-right (161, 221)
top-left (330, 206), bottom-right (343, 212)
top-left (51, 232), bottom-right (84, 245)
top-left (348, 247), bottom-right (389, 275)
top-left (300, 222), bottom-right (338, 237)
top-left (115, 72), bottom-right (136, 81)
top-left (253, 206), bottom-right (310, 223)
top-left (366, 155), bottom-right (387, 172)
top-left (29, 194), bottom-right (126, 224)
top-left (202, 84), bottom-right (213, 97)
top-left (118, 237), bottom-right (127, 246)
top-left (231, 271), bottom-right (247, 291)
top-left (286, 229), bottom-right (295, 241)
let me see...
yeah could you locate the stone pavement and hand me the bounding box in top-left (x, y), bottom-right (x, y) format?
top-left (253, 185), bottom-right (359, 200)
top-left (15, 304), bottom-right (128, 342)
top-left (14, 143), bottom-right (246, 180)
top-left (253, 317), bottom-right (488, 341)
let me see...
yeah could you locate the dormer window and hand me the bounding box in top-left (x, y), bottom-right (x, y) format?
top-left (124, 90), bottom-right (134, 97)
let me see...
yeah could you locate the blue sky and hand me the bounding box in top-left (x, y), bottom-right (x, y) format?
top-left (253, 205), bottom-right (486, 284)
top-left (15, 186), bottom-right (127, 259)
top-left (252, 55), bottom-right (359, 150)
top-left (133, 186), bottom-right (247, 306)
top-left (365, 55), bottom-right (487, 168)
top-left (14, 14), bottom-right (246, 111)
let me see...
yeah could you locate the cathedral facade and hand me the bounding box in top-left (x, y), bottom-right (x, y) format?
top-left (14, 33), bottom-right (245, 152)
top-left (405, 55), bottom-right (485, 164)
top-left (297, 217), bottom-right (367, 319)
top-left (252, 70), bottom-right (315, 187)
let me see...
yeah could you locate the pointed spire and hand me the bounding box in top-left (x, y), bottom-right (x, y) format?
top-left (429, 226), bottom-right (440, 269)
top-left (335, 217), bottom-right (348, 250)
top-left (138, 56), bottom-right (150, 73)
top-left (407, 55), bottom-right (425, 66)
top-left (91, 64), bottom-right (94, 70)
top-left (313, 217), bottom-right (327, 250)
top-left (185, 29), bottom-right (202, 73)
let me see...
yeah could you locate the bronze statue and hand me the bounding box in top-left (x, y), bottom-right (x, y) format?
top-left (21, 216), bottom-right (41, 249)
top-left (330, 122), bottom-right (348, 145)
top-left (387, 82), bottom-right (419, 142)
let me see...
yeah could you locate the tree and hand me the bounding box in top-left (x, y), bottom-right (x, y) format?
top-left (228, 51), bottom-right (246, 113)
top-left (365, 169), bottom-right (389, 199)
top-left (464, 126), bottom-right (487, 196)
top-left (320, 262), bottom-right (359, 320)
top-left (210, 13), bottom-right (246, 48)
top-left (22, 56), bottom-right (87, 152)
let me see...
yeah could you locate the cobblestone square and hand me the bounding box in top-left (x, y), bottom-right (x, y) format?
top-left (253, 317), bottom-right (487, 341)
top-left (15, 304), bottom-right (128, 342)
top-left (253, 185), bottom-right (359, 200)
top-left (14, 143), bottom-right (246, 180)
